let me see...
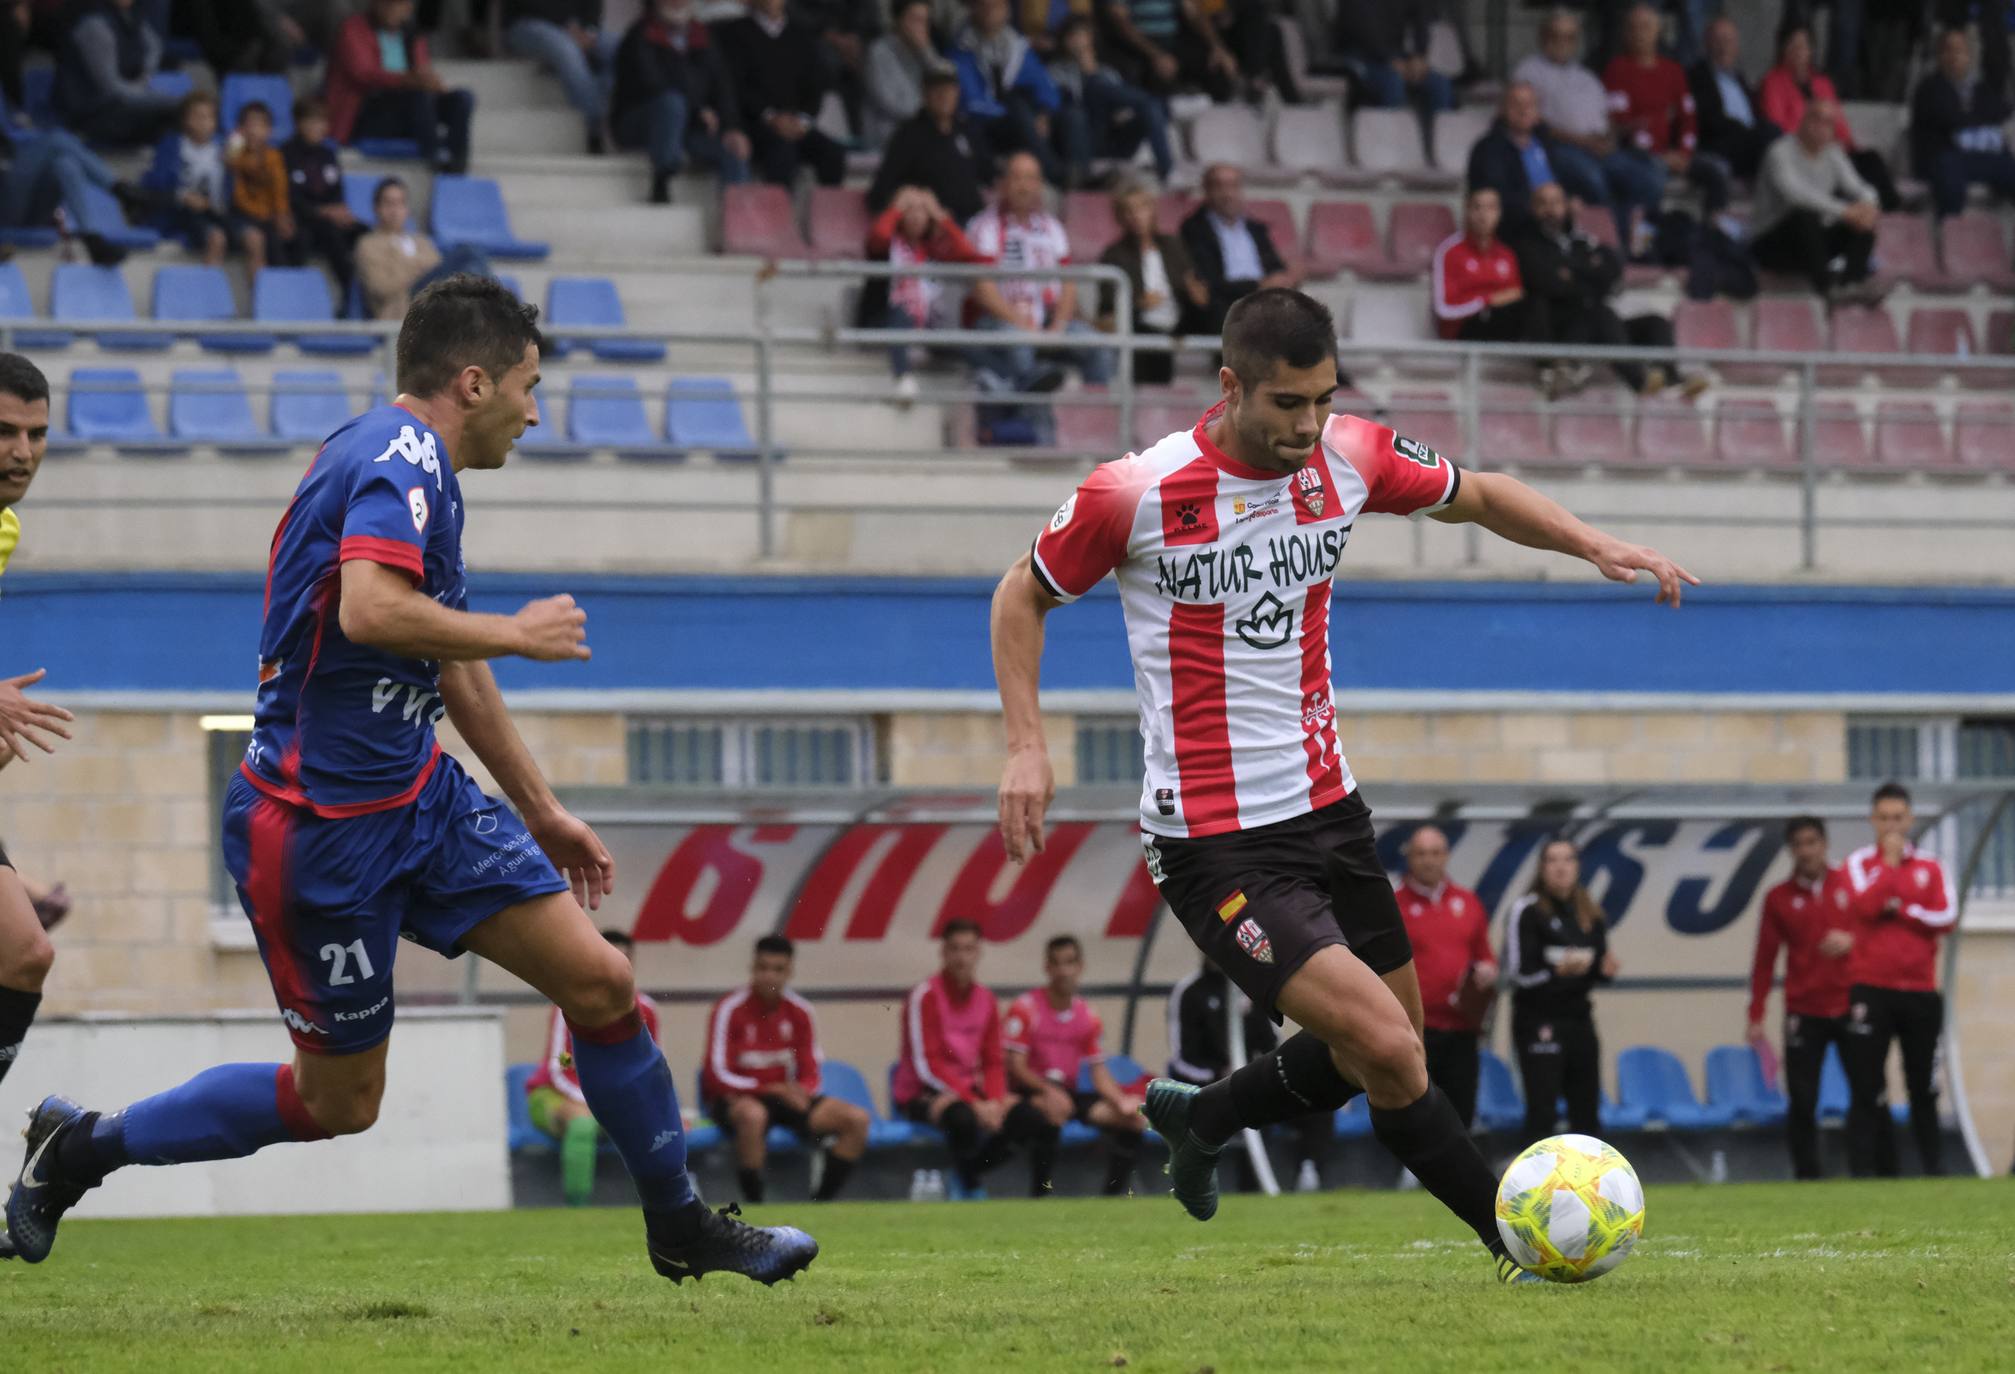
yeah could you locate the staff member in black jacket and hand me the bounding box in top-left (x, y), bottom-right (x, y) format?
top-left (1687, 15), bottom-right (1776, 183)
top-left (1911, 27), bottom-right (2015, 220)
top-left (868, 68), bottom-right (992, 224)
top-left (1507, 837), bottom-right (1617, 1142)
top-left (713, 0), bottom-right (847, 189)
top-left (612, 0), bottom-right (751, 203)
top-left (1178, 164), bottom-right (1300, 335)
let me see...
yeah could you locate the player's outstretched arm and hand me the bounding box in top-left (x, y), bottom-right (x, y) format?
top-left (439, 659), bottom-right (615, 911)
top-left (992, 550), bottom-right (1063, 864)
top-left (1429, 469), bottom-right (1700, 606)
top-left (338, 560), bottom-right (594, 662)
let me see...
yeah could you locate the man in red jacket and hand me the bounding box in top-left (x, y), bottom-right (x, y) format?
top-left (1842, 783), bottom-right (1956, 1178)
top-left (1431, 187), bottom-right (1527, 344)
top-left (1603, 3), bottom-right (1725, 212)
top-left (1746, 816), bottom-right (1854, 1180)
top-left (326, 0), bottom-right (474, 174)
top-left (1393, 826), bottom-right (1495, 1132)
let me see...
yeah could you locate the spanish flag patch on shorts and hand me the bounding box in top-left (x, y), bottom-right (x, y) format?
top-left (1216, 890), bottom-right (1249, 923)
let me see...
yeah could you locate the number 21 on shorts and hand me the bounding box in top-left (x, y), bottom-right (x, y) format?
top-left (320, 938), bottom-right (377, 987)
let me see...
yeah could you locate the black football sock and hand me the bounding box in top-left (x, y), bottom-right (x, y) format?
top-left (736, 1167), bottom-right (766, 1203)
top-left (938, 1101), bottom-right (984, 1191)
top-left (1370, 1085), bottom-right (1503, 1253)
top-left (1102, 1130), bottom-right (1142, 1195)
top-left (813, 1153), bottom-right (855, 1201)
top-left (1190, 1031), bottom-right (1363, 1148)
top-left (0, 985), bottom-right (40, 1089)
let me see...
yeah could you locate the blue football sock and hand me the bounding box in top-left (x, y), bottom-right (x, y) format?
top-left (567, 1010), bottom-right (696, 1214)
top-left (82, 1063), bottom-right (330, 1175)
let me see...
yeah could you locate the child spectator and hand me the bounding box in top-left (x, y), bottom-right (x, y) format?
top-left (141, 92), bottom-right (231, 266)
top-left (228, 100), bottom-right (301, 278)
top-left (284, 97), bottom-right (364, 292)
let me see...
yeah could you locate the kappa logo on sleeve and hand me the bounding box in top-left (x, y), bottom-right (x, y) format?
top-left (373, 424), bottom-right (444, 490)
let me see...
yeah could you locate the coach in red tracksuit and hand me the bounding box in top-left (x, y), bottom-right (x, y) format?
top-left (1431, 186), bottom-right (1528, 343)
top-left (1842, 783), bottom-right (1956, 1178)
top-left (1395, 825), bottom-right (1496, 1132)
top-left (1746, 816), bottom-right (1854, 1180)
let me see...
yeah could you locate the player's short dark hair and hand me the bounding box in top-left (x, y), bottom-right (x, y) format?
top-left (600, 928), bottom-right (635, 951)
top-left (942, 918), bottom-right (983, 942)
top-left (1784, 815), bottom-right (1826, 843)
top-left (1872, 781), bottom-right (1912, 808)
top-left (1221, 289), bottom-right (1337, 387)
top-left (237, 99), bottom-right (272, 126)
top-left (1044, 934), bottom-right (1081, 958)
top-left (754, 934), bottom-right (795, 959)
top-left (294, 95), bottom-right (328, 123)
top-left (396, 274), bottom-right (546, 398)
top-left (0, 353), bottom-right (50, 407)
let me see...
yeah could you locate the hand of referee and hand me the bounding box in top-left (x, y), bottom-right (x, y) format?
top-left (1586, 535), bottom-right (1700, 607)
top-left (0, 668), bottom-right (75, 763)
top-left (998, 745), bottom-right (1055, 865)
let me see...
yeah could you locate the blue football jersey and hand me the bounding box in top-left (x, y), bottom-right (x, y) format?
top-left (243, 404), bottom-right (468, 815)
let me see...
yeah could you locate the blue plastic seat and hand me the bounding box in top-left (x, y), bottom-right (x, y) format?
top-left (0, 261), bottom-right (67, 349)
top-left (822, 1059), bottom-right (918, 1148)
top-left (148, 69), bottom-right (194, 102)
top-left (569, 376), bottom-right (658, 452)
top-left (253, 268), bottom-right (376, 356)
top-left (1597, 1090), bottom-right (1651, 1133)
top-left (665, 376), bottom-right (761, 460)
top-left (495, 274), bottom-right (522, 302)
top-left (1476, 1049), bottom-right (1525, 1132)
top-left (1817, 1043), bottom-right (1851, 1123)
top-left (343, 173), bottom-right (386, 227)
top-left (513, 396), bottom-right (588, 459)
top-left (1705, 1044), bottom-right (1787, 1126)
top-left (51, 264), bottom-right (169, 350)
top-left (221, 73), bottom-right (295, 142)
top-left (67, 368), bottom-right (170, 448)
top-left (75, 182), bottom-right (160, 253)
top-left (546, 277), bottom-right (665, 362)
top-left (1617, 1046), bottom-right (1734, 1130)
top-left (269, 371), bottom-right (353, 443)
top-left (353, 135), bottom-right (423, 159)
top-left (171, 369), bottom-right (278, 450)
top-left (153, 265), bottom-right (273, 354)
top-left (430, 176), bottom-right (550, 260)
top-left (887, 1061), bottom-right (947, 1143)
top-left (504, 1063), bottom-right (548, 1152)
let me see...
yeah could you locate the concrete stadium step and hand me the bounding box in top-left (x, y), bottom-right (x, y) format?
top-left (434, 59), bottom-right (572, 114)
top-left (473, 106), bottom-right (597, 159)
top-left (508, 202), bottom-right (710, 259)
top-left (485, 156), bottom-right (654, 209)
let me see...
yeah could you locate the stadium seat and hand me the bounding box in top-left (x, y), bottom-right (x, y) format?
top-left (1304, 200), bottom-right (1398, 280)
top-left (1673, 298), bottom-right (1738, 353)
top-left (269, 370), bottom-right (353, 443)
top-left (1245, 199), bottom-right (1301, 273)
top-left (721, 183), bottom-right (810, 259)
top-left (66, 367), bottom-right (169, 448)
top-left (1872, 213), bottom-right (1944, 292)
top-left (1809, 399), bottom-right (1873, 470)
top-left (221, 73), bottom-right (296, 143)
top-left (153, 265), bottom-right (273, 354)
top-left (569, 376), bottom-right (658, 452)
top-left (1350, 107), bottom-right (1445, 187)
top-left (1428, 108), bottom-right (1492, 180)
top-left (429, 176), bottom-right (551, 260)
top-left (665, 376), bottom-right (757, 459)
top-left (170, 369), bottom-right (277, 450)
top-left (1102, 1053), bottom-right (1149, 1091)
top-left (821, 1060), bottom-right (918, 1149)
top-left (1476, 1051), bottom-right (1524, 1132)
top-left (51, 264), bottom-right (169, 350)
top-left (546, 277), bottom-right (666, 362)
top-left (886, 1062), bottom-right (946, 1143)
top-left (514, 391), bottom-right (589, 458)
top-left (1938, 211), bottom-right (2015, 290)
top-left (1632, 396), bottom-right (1713, 467)
top-left (1906, 308), bottom-right (1982, 386)
top-left (149, 69), bottom-right (194, 102)
top-left (1385, 390), bottom-right (1465, 460)
top-left (1616, 1046), bottom-right (1735, 1130)
top-left (1750, 297), bottom-right (1823, 378)
top-left (1155, 191), bottom-right (1197, 234)
top-left (0, 261), bottom-right (68, 349)
top-left (1189, 103), bottom-right (1270, 172)
top-left (1816, 1043), bottom-right (1850, 1122)
top-left (1716, 399), bottom-right (1793, 469)
top-left (1476, 389), bottom-right (1555, 466)
top-left (1703, 1044), bottom-right (1787, 1126)
top-left (808, 185), bottom-right (873, 261)
top-left (344, 173), bottom-right (387, 226)
top-left (1274, 14), bottom-right (1347, 105)
top-left (253, 268), bottom-right (377, 356)
top-left (1063, 190), bottom-right (1119, 257)
top-left (1386, 202), bottom-right (1456, 278)
top-left (1334, 1094), bottom-right (1373, 1138)
top-left (1596, 1090), bottom-right (1650, 1133)
top-left (1875, 400), bottom-right (1957, 472)
top-left (354, 134), bottom-right (423, 159)
top-left (690, 1069), bottom-right (803, 1153)
top-left (75, 181), bottom-right (160, 252)
top-left (1825, 304), bottom-right (1903, 385)
top-left (1955, 400), bottom-right (2015, 472)
top-left (1989, 309), bottom-right (2015, 355)
top-left (504, 1064), bottom-right (548, 1153)
top-left (1054, 392), bottom-right (1122, 454)
top-left (1131, 395), bottom-right (1207, 451)
top-left (1269, 103), bottom-right (1348, 181)
top-left (1553, 388), bottom-right (1631, 464)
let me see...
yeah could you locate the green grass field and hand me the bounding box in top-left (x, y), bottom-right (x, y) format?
top-left (9, 1181), bottom-right (2013, 1372)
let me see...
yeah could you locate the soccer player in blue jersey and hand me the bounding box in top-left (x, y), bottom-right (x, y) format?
top-left (3, 277), bottom-right (818, 1286)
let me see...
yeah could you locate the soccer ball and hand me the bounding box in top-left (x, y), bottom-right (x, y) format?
top-left (1495, 1134), bottom-right (1645, 1283)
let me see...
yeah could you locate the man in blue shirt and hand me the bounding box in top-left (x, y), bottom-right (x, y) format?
top-left (4, 277), bottom-right (818, 1290)
top-left (1687, 15), bottom-right (1776, 183)
top-left (1465, 81), bottom-right (1568, 242)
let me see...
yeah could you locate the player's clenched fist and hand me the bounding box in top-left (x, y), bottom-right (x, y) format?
top-left (513, 594), bottom-right (591, 661)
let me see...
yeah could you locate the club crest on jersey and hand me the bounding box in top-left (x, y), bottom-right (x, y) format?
top-left (1234, 917), bottom-right (1273, 965)
top-left (373, 424), bottom-right (444, 491)
top-left (1295, 465), bottom-right (1326, 516)
top-left (1234, 590), bottom-right (1295, 650)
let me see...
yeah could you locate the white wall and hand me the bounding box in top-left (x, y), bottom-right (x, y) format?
top-left (0, 1010), bottom-right (511, 1218)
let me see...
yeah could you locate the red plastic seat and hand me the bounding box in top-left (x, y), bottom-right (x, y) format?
top-left (1955, 401), bottom-right (2015, 471)
top-left (1873, 212), bottom-right (1945, 290)
top-left (1716, 398), bottom-right (1792, 468)
top-left (1674, 298), bottom-right (1738, 351)
top-left (1304, 201), bottom-right (1395, 280)
top-left (1579, 211), bottom-right (1663, 287)
top-left (1906, 307), bottom-right (1992, 387)
top-left (1156, 192), bottom-right (1197, 235)
top-left (1476, 388), bottom-right (1554, 466)
top-left (1750, 297), bottom-right (1823, 382)
top-left (1246, 199), bottom-right (1302, 274)
top-left (1055, 393), bottom-right (1122, 454)
top-left (1989, 309), bottom-right (2015, 355)
top-left (1131, 397), bottom-right (1206, 451)
top-left (807, 185), bottom-right (871, 260)
top-left (1826, 304), bottom-right (1904, 384)
top-left (1803, 399), bottom-right (1871, 469)
top-left (1875, 401), bottom-right (1955, 471)
top-left (1554, 389), bottom-right (1632, 466)
top-left (1063, 191), bottom-right (1118, 259)
top-left (1633, 395), bottom-right (1713, 466)
top-left (721, 184), bottom-right (809, 259)
top-left (1387, 202), bottom-right (1457, 278)
top-left (1938, 212), bottom-right (2015, 291)
top-left (1384, 391), bottom-right (1465, 461)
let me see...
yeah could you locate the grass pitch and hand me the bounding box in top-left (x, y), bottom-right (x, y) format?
top-left (8, 1180), bottom-right (2013, 1372)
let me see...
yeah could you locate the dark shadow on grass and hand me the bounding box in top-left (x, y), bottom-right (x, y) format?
top-left (341, 1299), bottom-right (433, 1321)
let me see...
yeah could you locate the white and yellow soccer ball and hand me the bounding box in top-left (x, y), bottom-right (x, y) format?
top-left (1495, 1134), bottom-right (1645, 1283)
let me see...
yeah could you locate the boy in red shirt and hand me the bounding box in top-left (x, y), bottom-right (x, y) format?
top-left (1393, 826), bottom-right (1495, 1132)
top-left (703, 936), bottom-right (869, 1203)
top-left (1003, 935), bottom-right (1147, 1196)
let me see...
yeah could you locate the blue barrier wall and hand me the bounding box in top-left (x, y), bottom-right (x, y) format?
top-left (0, 573), bottom-right (2001, 697)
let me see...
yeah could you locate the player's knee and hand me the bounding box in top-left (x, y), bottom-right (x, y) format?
top-left (0, 929), bottom-right (55, 990)
top-left (727, 1096), bottom-right (769, 1135)
top-left (1038, 1094), bottom-right (1072, 1127)
top-left (561, 946), bottom-right (636, 1028)
top-left (836, 1103), bottom-right (870, 1145)
top-left (1357, 1019), bottom-right (1427, 1095)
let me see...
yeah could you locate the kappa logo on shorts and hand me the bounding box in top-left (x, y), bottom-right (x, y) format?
top-left (1142, 837), bottom-right (1166, 884)
top-left (1234, 917), bottom-right (1273, 965)
top-left (1216, 890), bottom-right (1249, 923)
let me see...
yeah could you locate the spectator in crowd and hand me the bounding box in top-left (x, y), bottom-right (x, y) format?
top-left (354, 176), bottom-right (494, 319)
top-left (1586, 0), bottom-right (1710, 71)
top-left (1931, 0), bottom-right (2008, 110)
top-left (949, 0), bottom-right (1064, 185)
top-left (612, 0), bottom-right (751, 203)
top-left (1511, 8), bottom-right (1664, 255)
top-left (1193, 0), bottom-right (1296, 103)
top-left (0, 121), bottom-right (139, 267)
top-left (523, 930), bottom-right (660, 1207)
top-left (892, 919), bottom-right (1053, 1200)
top-left (1746, 815), bottom-right (1854, 1182)
top-left (1048, 16), bottom-right (1174, 186)
top-left (716, 0), bottom-right (848, 189)
top-left (0, 0), bottom-right (31, 129)
top-left (1179, 163), bottom-right (1300, 335)
top-left (1749, 99), bottom-right (1881, 302)
top-left (228, 101), bottom-right (302, 280)
top-left (1164, 958), bottom-right (1333, 1193)
top-left (284, 97), bottom-right (365, 295)
top-left (1466, 81), bottom-right (1569, 242)
top-left (1759, 20), bottom-right (1898, 211)
top-left (792, 0), bottom-right (881, 132)
top-left (1911, 27), bottom-right (2015, 221)
top-left (1431, 186), bottom-right (1526, 344)
top-left (1332, 2), bottom-right (1453, 115)
top-left (1513, 179), bottom-right (1707, 398)
top-left (1393, 825), bottom-right (1495, 1132)
top-left (328, 0), bottom-right (475, 176)
top-left (965, 150), bottom-right (1114, 434)
top-left (1604, 3), bottom-right (1724, 212)
top-left (1687, 13), bottom-right (1776, 184)
top-left (1098, 181), bottom-right (1206, 383)
top-left (869, 67), bottom-right (991, 222)
top-left (864, 0), bottom-right (942, 147)
top-left (1097, 0), bottom-right (1283, 105)
top-left (1842, 783), bottom-right (1955, 1179)
top-left (864, 183), bottom-right (991, 397)
top-left (141, 92), bottom-right (231, 266)
top-left (169, 0), bottom-right (299, 75)
top-left (1002, 935), bottom-right (1147, 1197)
top-left (504, 0), bottom-right (614, 156)
top-left (53, 0), bottom-right (181, 147)
top-left (1508, 837), bottom-right (1617, 1143)
top-left (702, 935), bottom-right (869, 1204)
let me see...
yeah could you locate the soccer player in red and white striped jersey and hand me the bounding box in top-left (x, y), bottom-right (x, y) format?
top-left (701, 936), bottom-right (869, 1203)
top-left (991, 288), bottom-right (1695, 1283)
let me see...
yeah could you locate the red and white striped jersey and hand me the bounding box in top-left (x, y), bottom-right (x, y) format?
top-left (1031, 403), bottom-right (1461, 837)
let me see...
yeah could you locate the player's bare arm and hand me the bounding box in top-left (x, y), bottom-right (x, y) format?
top-left (0, 667), bottom-right (74, 767)
top-left (339, 560), bottom-right (592, 662)
top-left (992, 550), bottom-right (1062, 864)
top-left (1429, 470), bottom-right (1700, 607)
top-left (439, 659), bottom-right (614, 911)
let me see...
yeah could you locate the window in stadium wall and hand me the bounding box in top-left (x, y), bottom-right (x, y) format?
top-left (1075, 718), bottom-right (1146, 786)
top-left (1846, 716), bottom-right (2015, 902)
top-left (625, 718), bottom-right (879, 788)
